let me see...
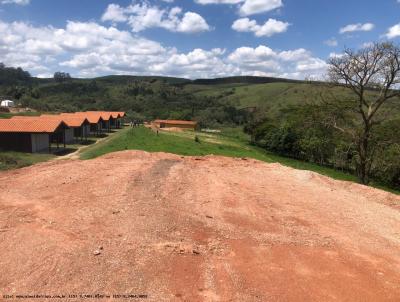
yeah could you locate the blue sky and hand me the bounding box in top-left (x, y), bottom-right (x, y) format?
top-left (0, 0), bottom-right (399, 79)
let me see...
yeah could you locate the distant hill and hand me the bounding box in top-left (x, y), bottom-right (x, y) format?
top-left (93, 75), bottom-right (190, 85)
top-left (26, 75), bottom-right (304, 86)
top-left (0, 64), bottom-right (398, 126)
top-left (190, 76), bottom-right (304, 86)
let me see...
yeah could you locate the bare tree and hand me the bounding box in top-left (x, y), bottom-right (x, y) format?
top-left (328, 42), bottom-right (400, 184)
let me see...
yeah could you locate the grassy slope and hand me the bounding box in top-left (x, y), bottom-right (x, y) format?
top-left (185, 82), bottom-right (400, 117)
top-left (80, 127), bottom-right (400, 194)
top-left (0, 151), bottom-right (55, 171)
top-left (0, 112), bottom-right (41, 119)
top-left (186, 82), bottom-right (299, 108)
top-left (80, 126), bottom-right (367, 183)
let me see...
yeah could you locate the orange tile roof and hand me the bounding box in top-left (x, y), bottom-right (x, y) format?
top-left (63, 112), bottom-right (103, 124)
top-left (0, 118), bottom-right (67, 133)
top-left (154, 119), bottom-right (197, 126)
top-left (40, 114), bottom-right (89, 128)
top-left (86, 111), bottom-right (126, 119)
top-left (109, 112), bottom-right (126, 118)
top-left (107, 112), bottom-right (120, 119)
top-left (86, 111), bottom-right (112, 121)
top-left (12, 115), bottom-right (88, 128)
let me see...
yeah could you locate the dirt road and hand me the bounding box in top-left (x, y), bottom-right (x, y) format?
top-left (0, 151), bottom-right (399, 301)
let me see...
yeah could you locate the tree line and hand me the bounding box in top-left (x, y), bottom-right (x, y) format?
top-left (245, 42), bottom-right (400, 188)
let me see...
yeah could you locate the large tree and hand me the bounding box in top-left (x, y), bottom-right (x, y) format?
top-left (54, 71), bottom-right (71, 83)
top-left (327, 42), bottom-right (400, 184)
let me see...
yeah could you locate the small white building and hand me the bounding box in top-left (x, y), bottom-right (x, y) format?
top-left (1, 100), bottom-right (15, 107)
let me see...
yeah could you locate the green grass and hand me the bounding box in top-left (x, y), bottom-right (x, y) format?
top-left (80, 126), bottom-right (274, 161)
top-left (0, 111), bottom-right (41, 119)
top-left (185, 82), bottom-right (400, 117)
top-left (185, 82), bottom-right (320, 110)
top-left (0, 151), bottom-right (55, 171)
top-left (80, 126), bottom-right (399, 194)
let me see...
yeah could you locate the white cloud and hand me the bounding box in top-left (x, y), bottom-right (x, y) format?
top-left (175, 12), bottom-right (211, 33)
top-left (329, 52), bottom-right (344, 59)
top-left (0, 19), bottom-right (166, 74)
top-left (195, 0), bottom-right (283, 16)
top-left (195, 0), bottom-right (242, 4)
top-left (324, 38), bottom-right (338, 47)
top-left (339, 23), bottom-right (374, 34)
top-left (228, 45), bottom-right (326, 79)
top-left (150, 48), bottom-right (236, 78)
top-left (0, 18), bottom-right (326, 80)
top-left (384, 23), bottom-right (400, 39)
top-left (102, 2), bottom-right (210, 33)
top-left (0, 0), bottom-right (29, 5)
top-left (361, 42), bottom-right (374, 48)
top-left (232, 18), bottom-right (289, 37)
top-left (36, 72), bottom-right (53, 78)
top-left (239, 0), bottom-right (283, 16)
top-left (101, 4), bottom-right (128, 23)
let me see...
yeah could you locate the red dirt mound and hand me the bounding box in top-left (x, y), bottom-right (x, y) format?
top-left (0, 151), bottom-right (399, 301)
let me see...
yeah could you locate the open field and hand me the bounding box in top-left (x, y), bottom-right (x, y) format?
top-left (80, 127), bottom-right (398, 194)
top-left (0, 150), bottom-right (399, 301)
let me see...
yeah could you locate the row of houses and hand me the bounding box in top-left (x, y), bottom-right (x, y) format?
top-left (0, 111), bottom-right (125, 153)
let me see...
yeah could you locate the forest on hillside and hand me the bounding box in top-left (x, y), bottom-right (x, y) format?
top-left (0, 65), bottom-right (250, 127)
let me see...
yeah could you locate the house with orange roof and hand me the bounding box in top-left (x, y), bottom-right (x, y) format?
top-left (0, 118), bottom-right (69, 153)
top-left (86, 111), bottom-right (114, 132)
top-left (86, 111), bottom-right (126, 129)
top-left (115, 112), bottom-right (126, 128)
top-left (62, 112), bottom-right (103, 136)
top-left (106, 112), bottom-right (125, 128)
top-left (40, 114), bottom-right (90, 142)
top-left (12, 115), bottom-right (84, 144)
top-left (153, 119), bottom-right (197, 130)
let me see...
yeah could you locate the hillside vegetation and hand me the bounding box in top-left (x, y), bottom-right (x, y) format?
top-left (0, 64), bottom-right (353, 119)
top-left (1, 63), bottom-right (398, 124)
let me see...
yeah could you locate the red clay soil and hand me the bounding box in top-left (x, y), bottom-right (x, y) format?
top-left (0, 151), bottom-right (400, 302)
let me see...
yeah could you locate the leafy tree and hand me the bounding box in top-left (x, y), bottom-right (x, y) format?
top-left (54, 72), bottom-right (72, 83)
top-left (0, 63), bottom-right (31, 85)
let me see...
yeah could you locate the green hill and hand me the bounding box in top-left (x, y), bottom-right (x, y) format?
top-left (0, 64), bottom-right (399, 124)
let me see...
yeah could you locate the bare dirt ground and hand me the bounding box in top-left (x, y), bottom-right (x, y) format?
top-left (0, 151), bottom-right (400, 302)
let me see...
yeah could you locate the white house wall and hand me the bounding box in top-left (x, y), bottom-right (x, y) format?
top-left (31, 134), bottom-right (49, 153)
top-left (83, 125), bottom-right (90, 136)
top-left (0, 100), bottom-right (15, 107)
top-left (65, 129), bottom-right (74, 143)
